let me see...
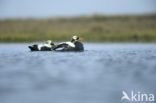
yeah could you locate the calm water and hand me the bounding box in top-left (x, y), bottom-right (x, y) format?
top-left (0, 43), bottom-right (156, 103)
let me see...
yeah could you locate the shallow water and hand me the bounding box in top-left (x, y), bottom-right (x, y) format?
top-left (0, 43), bottom-right (156, 103)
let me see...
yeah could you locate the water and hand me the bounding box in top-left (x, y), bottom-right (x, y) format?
top-left (0, 43), bottom-right (156, 103)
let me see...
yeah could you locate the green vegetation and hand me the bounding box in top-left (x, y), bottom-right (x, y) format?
top-left (0, 14), bottom-right (156, 42)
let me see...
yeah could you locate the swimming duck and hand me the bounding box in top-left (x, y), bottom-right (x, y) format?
top-left (53, 36), bottom-right (84, 51)
top-left (28, 40), bottom-right (55, 51)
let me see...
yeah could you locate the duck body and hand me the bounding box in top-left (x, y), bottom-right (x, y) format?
top-left (28, 40), bottom-right (54, 51)
top-left (28, 44), bottom-right (52, 51)
top-left (53, 41), bottom-right (84, 52)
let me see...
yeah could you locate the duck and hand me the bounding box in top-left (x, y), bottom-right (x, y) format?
top-left (28, 40), bottom-right (55, 51)
top-left (53, 36), bottom-right (84, 51)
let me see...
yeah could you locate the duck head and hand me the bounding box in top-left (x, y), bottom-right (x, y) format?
top-left (71, 36), bottom-right (83, 43)
top-left (46, 40), bottom-right (54, 46)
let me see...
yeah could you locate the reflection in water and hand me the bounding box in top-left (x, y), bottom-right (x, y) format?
top-left (0, 43), bottom-right (156, 103)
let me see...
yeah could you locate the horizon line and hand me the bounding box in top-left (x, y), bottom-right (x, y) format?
top-left (0, 12), bottom-right (156, 20)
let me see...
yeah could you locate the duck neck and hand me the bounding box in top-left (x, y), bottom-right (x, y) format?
top-left (71, 39), bottom-right (76, 44)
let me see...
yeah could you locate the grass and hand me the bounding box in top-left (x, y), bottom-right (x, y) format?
top-left (0, 14), bottom-right (156, 42)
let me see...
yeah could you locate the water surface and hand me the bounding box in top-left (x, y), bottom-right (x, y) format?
top-left (0, 43), bottom-right (156, 103)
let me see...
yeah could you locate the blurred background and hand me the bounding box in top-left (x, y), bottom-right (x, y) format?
top-left (1, 1), bottom-right (156, 103)
top-left (0, 0), bottom-right (156, 42)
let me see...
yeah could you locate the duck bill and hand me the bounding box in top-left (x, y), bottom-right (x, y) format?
top-left (79, 38), bottom-right (83, 40)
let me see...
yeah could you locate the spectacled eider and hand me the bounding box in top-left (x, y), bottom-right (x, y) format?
top-left (28, 40), bottom-right (55, 51)
top-left (53, 36), bottom-right (84, 52)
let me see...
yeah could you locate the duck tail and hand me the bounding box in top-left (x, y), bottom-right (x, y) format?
top-left (28, 45), bottom-right (38, 51)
